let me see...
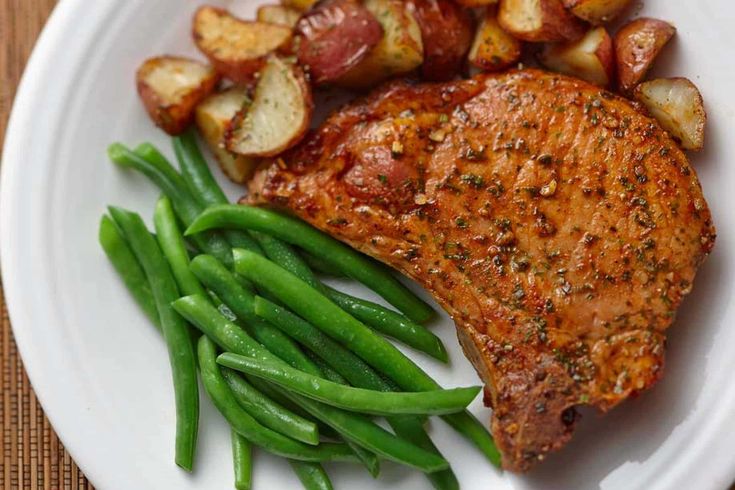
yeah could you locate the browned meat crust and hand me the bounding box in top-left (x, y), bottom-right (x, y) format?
top-left (248, 69), bottom-right (716, 471)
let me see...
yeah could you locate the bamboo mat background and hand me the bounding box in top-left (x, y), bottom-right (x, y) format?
top-left (1, 0), bottom-right (93, 487)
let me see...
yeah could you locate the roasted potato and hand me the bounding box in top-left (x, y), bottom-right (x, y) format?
top-left (634, 78), bottom-right (705, 151)
top-left (337, 0), bottom-right (424, 88)
top-left (468, 7), bottom-right (522, 71)
top-left (225, 56), bottom-right (313, 157)
top-left (257, 4), bottom-right (301, 27)
top-left (295, 0), bottom-right (383, 84)
top-left (281, 0), bottom-right (318, 11)
top-left (562, 0), bottom-right (633, 25)
top-left (193, 6), bottom-right (292, 84)
top-left (409, 0), bottom-right (474, 81)
top-left (195, 87), bottom-right (259, 183)
top-left (538, 26), bottom-right (614, 86)
top-left (136, 56), bottom-right (219, 135)
top-left (615, 17), bottom-right (676, 93)
top-left (498, 0), bottom-right (586, 43)
top-left (454, 0), bottom-right (498, 6)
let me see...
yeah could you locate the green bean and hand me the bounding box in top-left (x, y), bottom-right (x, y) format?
top-left (390, 416), bottom-right (459, 490)
top-left (171, 133), bottom-right (263, 255)
top-left (185, 205), bottom-right (434, 323)
top-left (254, 294), bottom-right (456, 488)
top-left (231, 430), bottom-right (252, 490)
top-left (253, 300), bottom-right (455, 488)
top-left (345, 440), bottom-right (380, 478)
top-left (133, 143), bottom-right (238, 264)
top-left (233, 249), bottom-right (501, 466)
top-left (173, 295), bottom-right (449, 473)
top-left (254, 297), bottom-right (389, 389)
top-left (218, 353), bottom-right (480, 416)
top-left (172, 130), bottom-right (230, 205)
top-left (109, 143), bottom-right (233, 267)
top-left (301, 252), bottom-right (345, 277)
top-left (303, 351), bottom-right (349, 386)
top-left (263, 347), bottom-right (379, 477)
top-left (276, 386), bottom-right (448, 473)
top-left (243, 375), bottom-right (342, 442)
top-left (153, 196), bottom-right (207, 297)
top-left (224, 317), bottom-right (379, 474)
top-left (251, 229), bottom-right (447, 363)
top-left (197, 336), bottom-right (355, 462)
top-left (253, 295), bottom-right (452, 488)
top-left (98, 215), bottom-right (159, 329)
top-left (251, 232), bottom-right (316, 283)
top-left (324, 287), bottom-right (447, 362)
top-left (289, 461), bottom-right (333, 490)
top-left (108, 207), bottom-right (198, 471)
top-left (222, 368), bottom-right (319, 445)
top-left (189, 255), bottom-right (320, 376)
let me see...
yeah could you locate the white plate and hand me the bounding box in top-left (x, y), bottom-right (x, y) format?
top-left (2, 0), bottom-right (735, 489)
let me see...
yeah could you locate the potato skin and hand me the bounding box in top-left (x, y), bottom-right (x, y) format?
top-left (562, 0), bottom-right (633, 25)
top-left (257, 5), bottom-right (302, 27)
top-left (498, 0), bottom-right (586, 43)
top-left (538, 26), bottom-right (614, 86)
top-left (468, 7), bottom-right (522, 71)
top-left (195, 87), bottom-right (259, 184)
top-left (294, 0), bottom-right (384, 84)
top-left (409, 0), bottom-right (475, 81)
top-left (335, 0), bottom-right (424, 88)
top-left (614, 17), bottom-right (676, 93)
top-left (634, 77), bottom-right (706, 151)
top-left (282, 0), bottom-right (318, 11)
top-left (453, 0), bottom-right (498, 7)
top-left (225, 56), bottom-right (314, 157)
top-left (136, 56), bottom-right (219, 135)
top-left (192, 6), bottom-right (293, 84)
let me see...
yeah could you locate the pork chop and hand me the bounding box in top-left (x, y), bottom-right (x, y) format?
top-left (247, 69), bottom-right (716, 471)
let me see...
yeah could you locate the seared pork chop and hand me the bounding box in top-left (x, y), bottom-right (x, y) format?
top-left (248, 69), bottom-right (716, 471)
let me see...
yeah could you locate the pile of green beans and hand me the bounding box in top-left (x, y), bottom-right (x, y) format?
top-left (100, 135), bottom-right (501, 490)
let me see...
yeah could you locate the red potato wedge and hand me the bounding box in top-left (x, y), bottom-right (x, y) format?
top-left (336, 0), bottom-right (424, 88)
top-left (498, 0), bottom-right (586, 42)
top-left (409, 0), bottom-right (474, 81)
top-left (257, 5), bottom-right (302, 27)
top-left (193, 6), bottom-right (293, 84)
top-left (281, 0), bottom-right (318, 11)
top-left (562, 0), bottom-right (633, 25)
top-left (538, 26), bottom-right (614, 86)
top-left (468, 7), bottom-right (522, 71)
top-left (454, 0), bottom-right (498, 6)
top-left (294, 0), bottom-right (383, 84)
top-left (225, 56), bottom-right (313, 157)
top-left (136, 56), bottom-right (219, 136)
top-left (195, 87), bottom-right (259, 184)
top-left (614, 17), bottom-right (676, 93)
top-left (634, 77), bottom-right (705, 151)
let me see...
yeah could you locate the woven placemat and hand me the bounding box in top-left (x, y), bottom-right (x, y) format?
top-left (1, 0), bottom-right (93, 487)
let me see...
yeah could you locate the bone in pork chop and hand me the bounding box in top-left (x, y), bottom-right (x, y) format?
top-left (247, 69), bottom-right (716, 471)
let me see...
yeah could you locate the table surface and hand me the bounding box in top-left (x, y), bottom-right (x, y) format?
top-left (1, 0), bottom-right (93, 488)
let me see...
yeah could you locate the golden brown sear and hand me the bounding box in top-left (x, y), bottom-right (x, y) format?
top-left (248, 69), bottom-right (716, 471)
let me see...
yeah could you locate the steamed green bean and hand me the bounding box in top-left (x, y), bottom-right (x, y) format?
top-left (233, 249), bottom-right (501, 466)
top-left (98, 215), bottom-right (159, 329)
top-left (185, 205), bottom-right (434, 322)
top-left (108, 207), bottom-right (198, 471)
top-left (197, 336), bottom-right (355, 463)
top-left (222, 368), bottom-right (319, 445)
top-left (173, 295), bottom-right (449, 473)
